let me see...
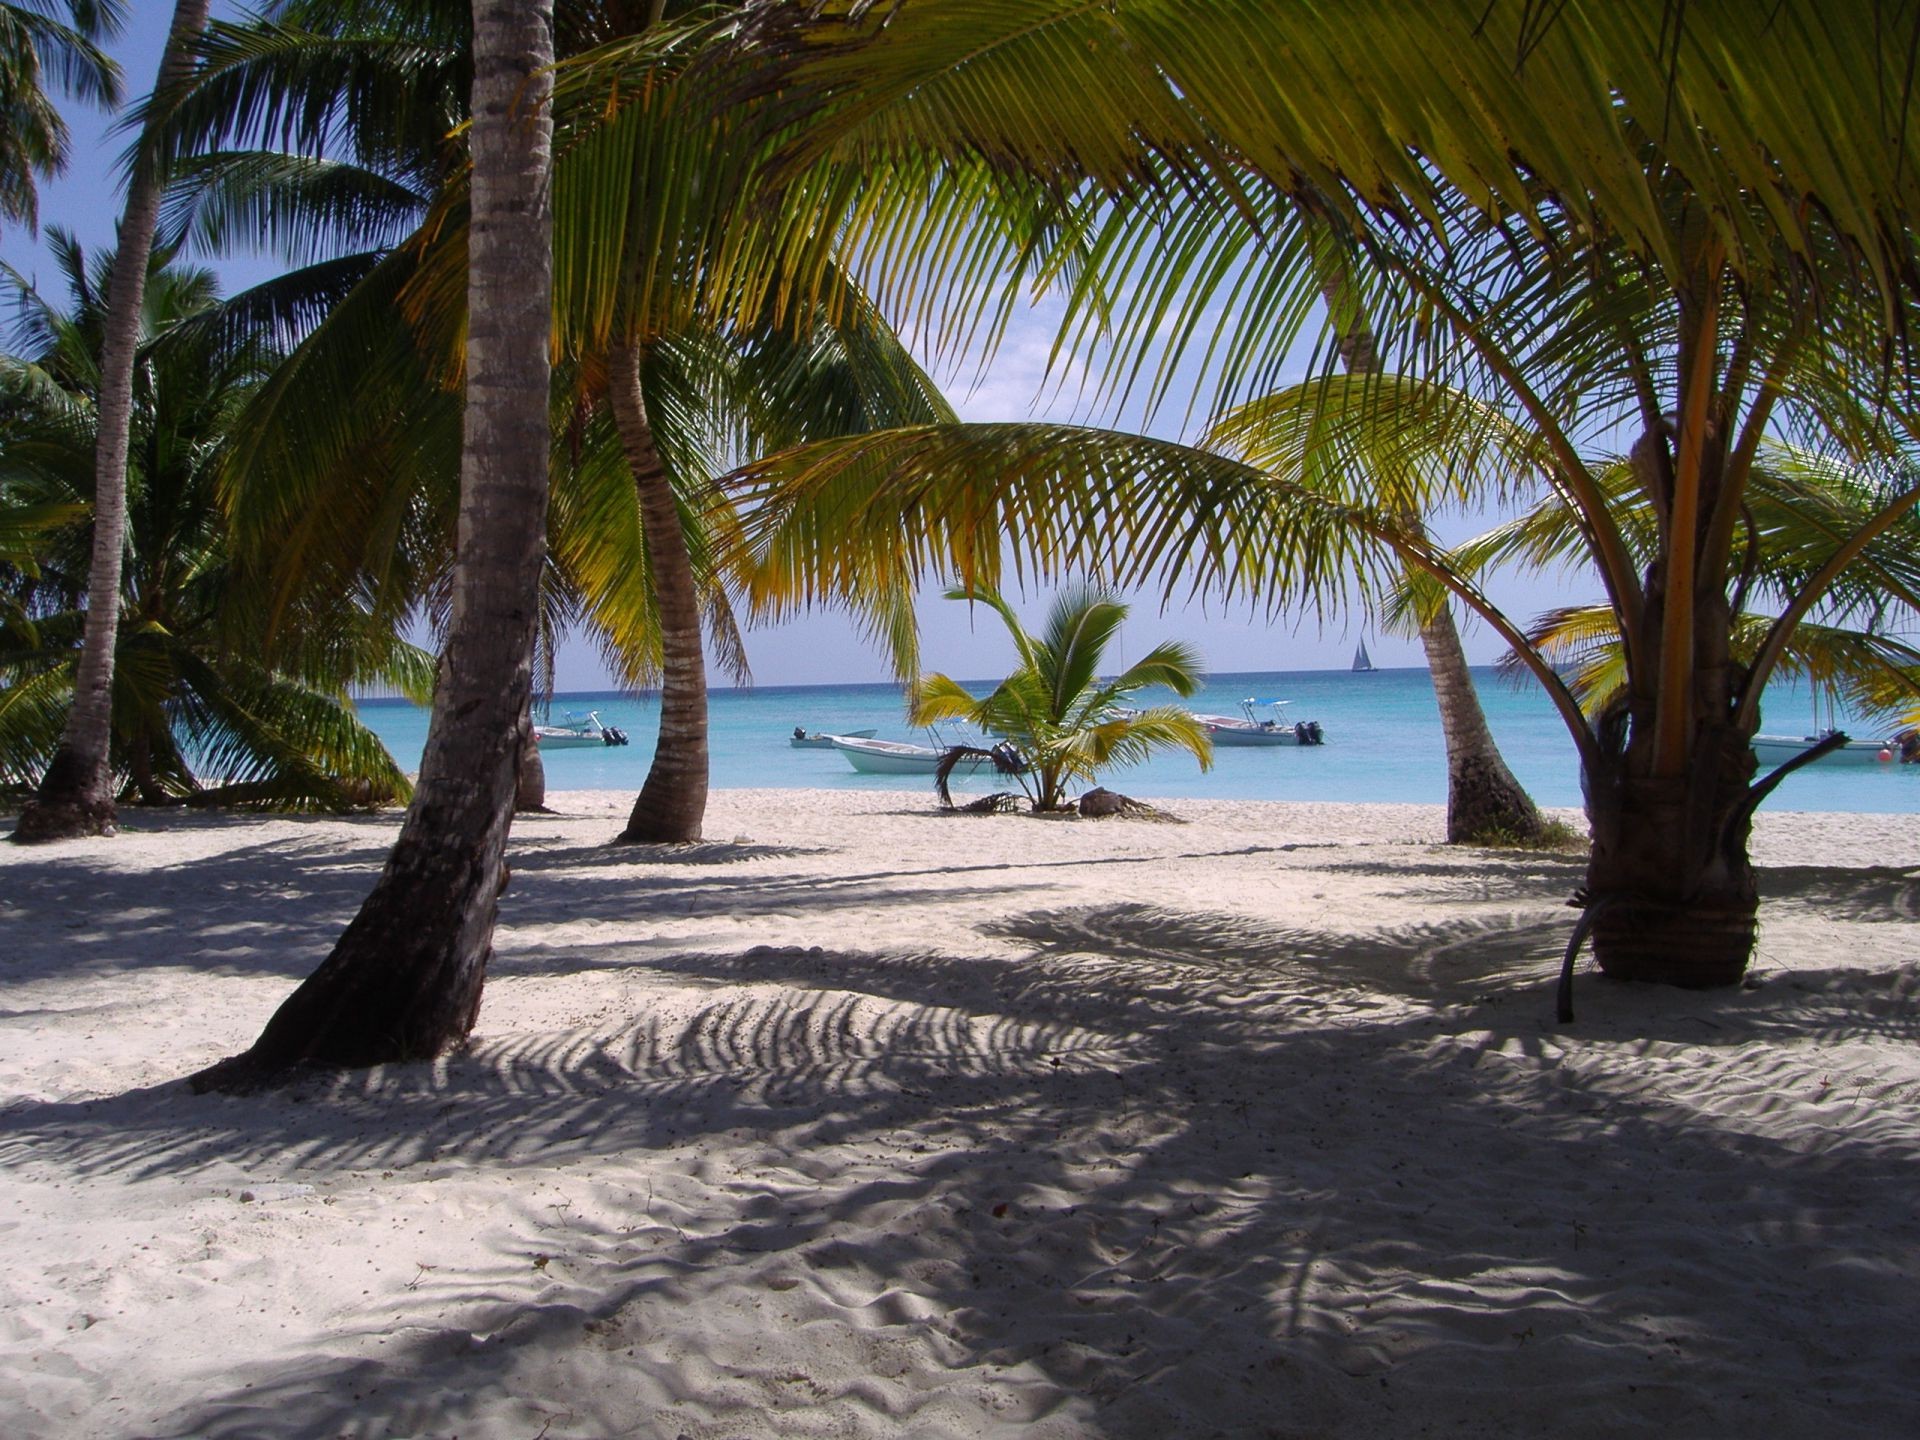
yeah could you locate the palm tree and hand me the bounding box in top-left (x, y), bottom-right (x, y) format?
top-left (709, 0), bottom-right (1920, 987)
top-left (157, 1), bottom-right (951, 846)
top-left (192, 0), bottom-right (556, 1088)
top-left (912, 583), bottom-right (1209, 812)
top-left (10, 0), bottom-right (208, 843)
top-left (0, 0), bottom-right (122, 233)
top-left (0, 236), bottom-right (425, 806)
top-left (1311, 241), bottom-right (1544, 845)
top-left (1469, 442), bottom-right (1920, 749)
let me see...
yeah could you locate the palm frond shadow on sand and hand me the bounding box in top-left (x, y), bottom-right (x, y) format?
top-left (11, 900), bottom-right (1920, 1439)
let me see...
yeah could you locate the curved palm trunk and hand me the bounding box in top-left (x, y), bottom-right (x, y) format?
top-left (607, 341), bottom-right (708, 844)
top-left (1419, 601), bottom-right (1544, 842)
top-left (515, 697), bottom-right (547, 812)
top-left (10, 0), bottom-right (210, 845)
top-left (1317, 265), bottom-right (1544, 845)
top-left (192, 0), bottom-right (555, 1087)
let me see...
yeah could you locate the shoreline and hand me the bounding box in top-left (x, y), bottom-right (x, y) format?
top-left (10, 783), bottom-right (1915, 869)
top-left (4, 788), bottom-right (1917, 1437)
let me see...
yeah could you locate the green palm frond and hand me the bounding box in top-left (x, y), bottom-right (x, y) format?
top-left (159, 149), bottom-right (428, 265)
top-left (735, 1), bottom-right (1920, 313)
top-left (908, 581), bottom-right (1210, 809)
top-left (0, 0), bottom-right (124, 229)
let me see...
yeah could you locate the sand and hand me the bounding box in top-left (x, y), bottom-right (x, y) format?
top-left (1, 787), bottom-right (1917, 1439)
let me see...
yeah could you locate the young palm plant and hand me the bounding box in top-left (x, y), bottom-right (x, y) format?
top-left (912, 584), bottom-right (1209, 812)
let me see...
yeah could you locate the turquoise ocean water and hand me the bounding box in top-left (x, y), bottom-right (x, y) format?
top-left (354, 667), bottom-right (1920, 816)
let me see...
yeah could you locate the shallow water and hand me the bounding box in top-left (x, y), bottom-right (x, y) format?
top-left (354, 667), bottom-right (1920, 816)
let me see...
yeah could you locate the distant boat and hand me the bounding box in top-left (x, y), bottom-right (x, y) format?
top-left (1351, 639), bottom-right (1376, 673)
top-left (789, 726), bottom-right (877, 749)
top-left (1752, 730), bottom-right (1916, 768)
top-left (1192, 699), bottom-right (1326, 747)
top-left (533, 710), bottom-right (628, 749)
top-left (832, 735), bottom-right (1006, 775)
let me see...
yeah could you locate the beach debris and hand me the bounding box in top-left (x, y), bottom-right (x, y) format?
top-left (950, 791), bottom-right (1023, 814)
top-left (233, 1183), bottom-right (315, 1204)
top-left (1077, 788), bottom-right (1179, 821)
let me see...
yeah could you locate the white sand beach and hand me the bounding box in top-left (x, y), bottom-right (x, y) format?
top-left (2, 788), bottom-right (1917, 1438)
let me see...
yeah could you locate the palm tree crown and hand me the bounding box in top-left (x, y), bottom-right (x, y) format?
top-left (911, 583), bottom-right (1210, 812)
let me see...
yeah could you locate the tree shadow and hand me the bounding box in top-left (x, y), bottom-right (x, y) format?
top-left (0, 833), bottom-right (395, 980)
top-left (11, 902), bottom-right (1917, 1438)
top-left (1752, 864), bottom-right (1920, 922)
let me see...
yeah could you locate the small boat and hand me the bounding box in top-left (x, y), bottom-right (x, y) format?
top-left (1194, 698), bottom-right (1327, 747)
top-left (789, 726), bottom-right (878, 749)
top-left (533, 710), bottom-right (629, 749)
top-left (1752, 730), bottom-right (1916, 768)
top-left (831, 733), bottom-right (1008, 775)
top-left (1352, 639), bottom-right (1377, 673)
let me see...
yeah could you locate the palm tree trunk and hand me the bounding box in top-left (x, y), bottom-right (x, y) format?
top-left (514, 693), bottom-right (547, 812)
top-left (515, 722), bottom-right (548, 811)
top-left (1585, 559), bottom-right (1759, 985)
top-left (1315, 264), bottom-right (1545, 845)
top-left (10, 0), bottom-right (210, 845)
top-left (607, 340), bottom-right (708, 844)
top-left (191, 0), bottom-right (555, 1087)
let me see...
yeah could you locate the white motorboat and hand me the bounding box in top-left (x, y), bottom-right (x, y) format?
top-left (533, 710), bottom-right (629, 749)
top-left (831, 733), bottom-right (1010, 775)
top-left (1194, 699), bottom-right (1327, 747)
top-left (1752, 730), bottom-right (1915, 768)
top-left (789, 726), bottom-right (877, 749)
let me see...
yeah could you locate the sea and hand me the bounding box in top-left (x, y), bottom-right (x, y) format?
top-left (352, 667), bottom-right (1920, 816)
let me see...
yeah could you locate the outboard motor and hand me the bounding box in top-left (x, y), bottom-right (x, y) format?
top-left (1306, 721), bottom-right (1324, 746)
top-left (1295, 721), bottom-right (1310, 745)
top-left (603, 726), bottom-right (629, 747)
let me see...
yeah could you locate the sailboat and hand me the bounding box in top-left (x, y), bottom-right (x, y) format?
top-left (1351, 638), bottom-right (1377, 673)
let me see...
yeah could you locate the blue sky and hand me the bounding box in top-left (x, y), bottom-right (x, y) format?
top-left (1, 3), bottom-right (1573, 691)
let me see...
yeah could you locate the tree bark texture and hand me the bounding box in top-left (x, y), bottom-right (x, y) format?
top-left (1315, 266), bottom-right (1545, 845)
top-left (1584, 734), bottom-right (1759, 986)
top-left (10, 0), bottom-right (211, 845)
top-left (1584, 540), bottom-right (1759, 986)
top-left (608, 341), bottom-right (709, 844)
top-left (192, 0), bottom-right (555, 1086)
top-left (514, 718), bottom-right (548, 812)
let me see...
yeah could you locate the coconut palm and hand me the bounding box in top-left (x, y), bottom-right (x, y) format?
top-left (11, 0), bottom-right (208, 843)
top-left (158, 0), bottom-right (953, 846)
top-left (0, 236), bottom-right (424, 805)
top-left (192, 0), bottom-right (558, 1088)
top-left (1457, 443), bottom-right (1920, 742)
top-left (911, 584), bottom-right (1209, 812)
top-left (0, 0), bottom-right (123, 233)
top-left (1308, 237), bottom-right (1544, 845)
top-left (703, 0), bottom-right (1920, 988)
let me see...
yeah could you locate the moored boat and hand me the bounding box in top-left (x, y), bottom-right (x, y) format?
top-left (533, 710), bottom-right (629, 749)
top-left (790, 726), bottom-right (878, 749)
top-left (1194, 699), bottom-right (1327, 747)
top-left (1752, 730), bottom-right (1917, 768)
top-left (832, 734), bottom-right (1006, 775)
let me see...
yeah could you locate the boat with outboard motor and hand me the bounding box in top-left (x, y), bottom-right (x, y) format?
top-left (832, 729), bottom-right (1019, 775)
top-left (533, 710), bottom-right (629, 749)
top-left (1751, 728), bottom-right (1919, 768)
top-left (1192, 698), bottom-right (1326, 747)
top-left (790, 726), bottom-right (878, 749)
